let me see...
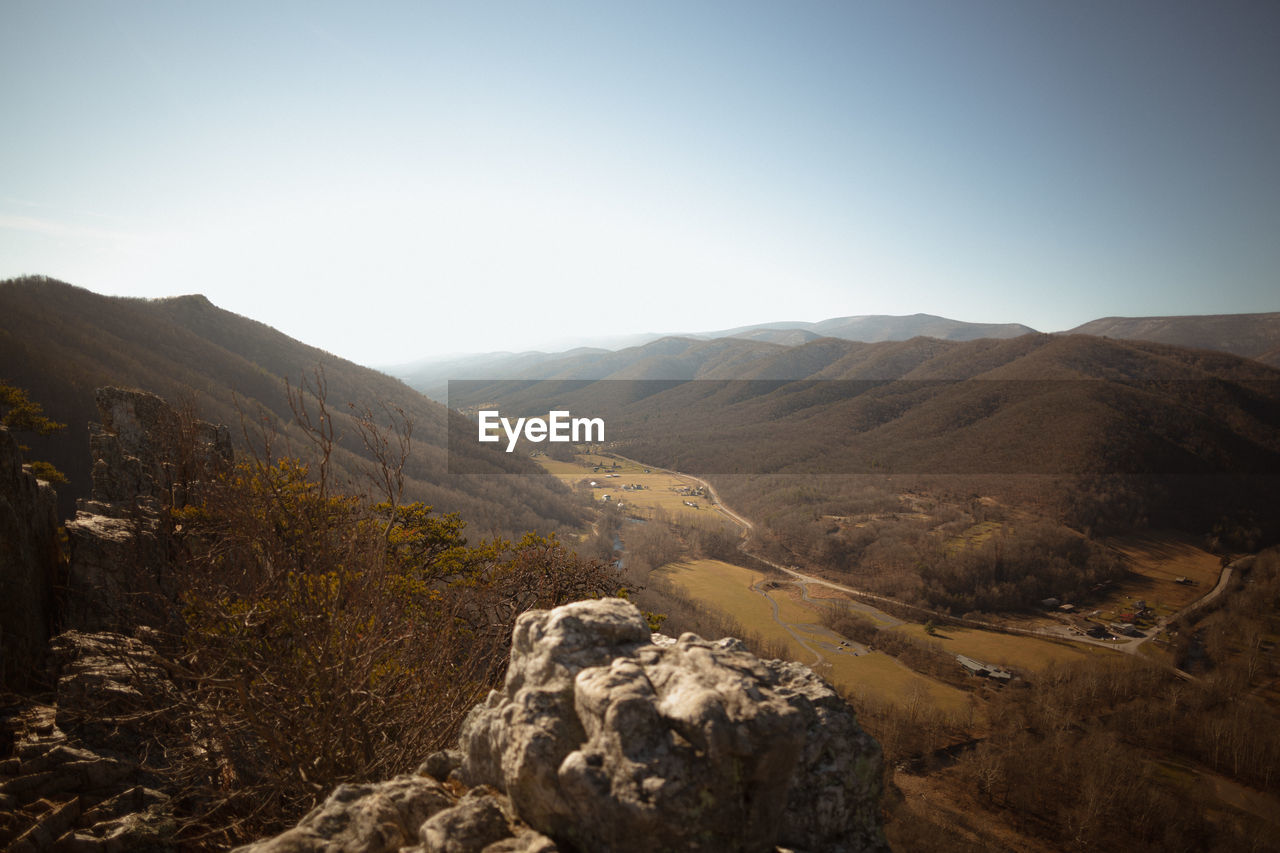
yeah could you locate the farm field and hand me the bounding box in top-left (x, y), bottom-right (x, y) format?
top-left (890, 622), bottom-right (1102, 673)
top-left (1106, 530), bottom-right (1223, 606)
top-left (657, 558), bottom-right (970, 713)
top-left (942, 520), bottom-right (1004, 555)
top-left (658, 559), bottom-right (798, 653)
top-left (1066, 531), bottom-right (1226, 629)
top-left (535, 454), bottom-right (728, 523)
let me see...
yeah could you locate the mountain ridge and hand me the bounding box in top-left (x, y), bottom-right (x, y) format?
top-left (0, 276), bottom-right (584, 537)
top-left (392, 310), bottom-right (1280, 396)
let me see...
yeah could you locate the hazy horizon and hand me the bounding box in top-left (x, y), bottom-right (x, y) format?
top-left (4, 1), bottom-right (1278, 365)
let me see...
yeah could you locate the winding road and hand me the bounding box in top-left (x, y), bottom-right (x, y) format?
top-left (611, 452), bottom-right (1243, 667)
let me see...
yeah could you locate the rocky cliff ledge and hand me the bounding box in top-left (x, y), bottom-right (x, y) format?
top-left (0, 425), bottom-right (61, 688)
top-left (63, 387), bottom-right (231, 630)
top-left (239, 598), bottom-right (888, 853)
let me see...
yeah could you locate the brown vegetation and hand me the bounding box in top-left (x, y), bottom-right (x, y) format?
top-left (0, 276), bottom-right (586, 538)
top-left (151, 396), bottom-right (622, 845)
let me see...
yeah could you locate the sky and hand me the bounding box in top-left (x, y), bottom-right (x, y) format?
top-left (3, 1), bottom-right (1278, 366)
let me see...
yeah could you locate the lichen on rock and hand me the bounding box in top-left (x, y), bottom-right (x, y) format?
top-left (458, 598), bottom-right (888, 853)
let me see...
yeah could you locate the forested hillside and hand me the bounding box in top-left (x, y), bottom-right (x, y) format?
top-left (450, 332), bottom-right (1280, 542)
top-left (0, 276), bottom-right (583, 538)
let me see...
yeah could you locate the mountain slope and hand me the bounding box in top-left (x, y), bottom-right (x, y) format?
top-left (450, 333), bottom-right (1280, 536)
top-left (1067, 313), bottom-right (1280, 366)
top-left (0, 276), bottom-right (583, 536)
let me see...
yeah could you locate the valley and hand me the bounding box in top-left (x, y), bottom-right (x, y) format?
top-left (535, 451), bottom-right (1220, 700)
top-left (536, 448), bottom-right (1280, 850)
top-left (7, 1), bottom-right (1280, 846)
top-left (4, 277), bottom-right (1278, 850)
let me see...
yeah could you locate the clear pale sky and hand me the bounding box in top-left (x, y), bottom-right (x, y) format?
top-left (3, 1), bottom-right (1278, 365)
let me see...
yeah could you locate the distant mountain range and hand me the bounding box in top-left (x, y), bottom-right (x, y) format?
top-left (0, 277), bottom-right (584, 537)
top-left (449, 331), bottom-right (1280, 538)
top-left (696, 313), bottom-right (1038, 345)
top-left (5, 277), bottom-right (1276, 543)
top-left (391, 311), bottom-right (1280, 399)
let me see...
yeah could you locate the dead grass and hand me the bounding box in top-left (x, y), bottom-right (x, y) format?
top-left (891, 623), bottom-right (1099, 673)
top-left (657, 558), bottom-right (970, 714)
top-left (1102, 530), bottom-right (1224, 618)
top-left (889, 770), bottom-right (1061, 853)
top-left (534, 455), bottom-right (723, 523)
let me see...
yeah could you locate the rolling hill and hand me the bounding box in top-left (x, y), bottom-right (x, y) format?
top-left (449, 332), bottom-right (1280, 538)
top-left (701, 313), bottom-right (1038, 343)
top-left (1067, 312), bottom-right (1280, 366)
top-left (389, 314), bottom-right (1040, 396)
top-left (0, 276), bottom-right (584, 537)
top-left (391, 310), bottom-right (1280, 400)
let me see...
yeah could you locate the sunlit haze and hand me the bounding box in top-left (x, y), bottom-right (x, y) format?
top-left (3, 1), bottom-right (1278, 365)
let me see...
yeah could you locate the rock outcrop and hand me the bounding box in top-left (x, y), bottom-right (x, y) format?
top-left (0, 425), bottom-right (61, 688)
top-left (240, 599), bottom-right (888, 853)
top-left (0, 631), bottom-right (182, 852)
top-left (63, 388), bottom-right (230, 630)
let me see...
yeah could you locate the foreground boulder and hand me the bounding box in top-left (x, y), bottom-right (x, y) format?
top-left (458, 598), bottom-right (886, 853)
top-left (237, 598), bottom-right (887, 852)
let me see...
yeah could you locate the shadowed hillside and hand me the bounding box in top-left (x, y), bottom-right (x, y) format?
top-left (0, 276), bottom-right (584, 537)
top-left (450, 333), bottom-right (1280, 539)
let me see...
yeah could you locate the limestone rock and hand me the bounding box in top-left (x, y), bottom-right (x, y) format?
top-left (0, 660), bottom-right (178, 853)
top-left (419, 750), bottom-right (463, 783)
top-left (458, 598), bottom-right (888, 853)
top-left (63, 387), bottom-right (231, 630)
top-left (237, 599), bottom-right (886, 853)
top-left (50, 631), bottom-right (181, 751)
top-left (87, 387), bottom-right (231, 508)
top-left (0, 425), bottom-right (61, 688)
top-left (418, 788), bottom-right (513, 853)
top-left (231, 774), bottom-right (454, 853)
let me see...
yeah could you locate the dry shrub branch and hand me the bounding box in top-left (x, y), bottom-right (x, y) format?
top-left (165, 385), bottom-right (622, 845)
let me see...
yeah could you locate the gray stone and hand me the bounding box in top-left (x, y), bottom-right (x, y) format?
top-left (458, 599), bottom-right (887, 853)
top-left (419, 789), bottom-right (512, 853)
top-left (63, 387), bottom-right (231, 631)
top-left (419, 750), bottom-right (463, 783)
top-left (232, 775), bottom-right (454, 853)
top-left (478, 830), bottom-right (559, 853)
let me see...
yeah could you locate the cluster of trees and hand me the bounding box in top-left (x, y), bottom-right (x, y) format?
top-left (740, 497), bottom-right (1121, 615)
top-left (821, 609), bottom-right (968, 689)
top-left (152, 401), bottom-right (622, 845)
top-left (1061, 470), bottom-right (1278, 546)
top-left (949, 651), bottom-right (1279, 851)
top-left (915, 523), bottom-right (1121, 613)
top-left (0, 379), bottom-right (67, 484)
top-left (873, 549), bottom-right (1280, 851)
